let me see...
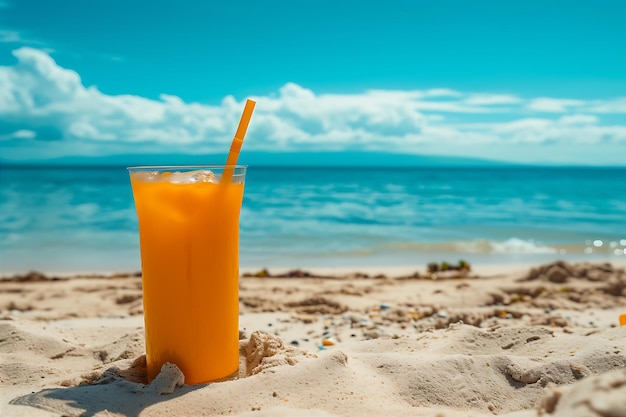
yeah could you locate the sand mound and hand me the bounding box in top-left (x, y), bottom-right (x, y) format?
top-left (9, 330), bottom-right (315, 416)
top-left (538, 367), bottom-right (626, 417)
top-left (243, 330), bottom-right (315, 376)
top-left (7, 323), bottom-right (626, 417)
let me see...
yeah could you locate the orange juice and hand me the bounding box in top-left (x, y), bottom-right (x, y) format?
top-left (129, 166), bottom-right (246, 384)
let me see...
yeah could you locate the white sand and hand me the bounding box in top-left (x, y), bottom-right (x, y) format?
top-left (1, 260), bottom-right (625, 417)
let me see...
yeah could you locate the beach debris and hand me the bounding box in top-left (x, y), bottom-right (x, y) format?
top-left (322, 338), bottom-right (335, 347)
top-left (6, 301), bottom-right (32, 313)
top-left (276, 269), bottom-right (315, 278)
top-left (408, 309), bottom-right (422, 320)
top-left (344, 313), bottom-right (361, 324)
top-left (115, 294), bottom-right (142, 305)
top-left (110, 271), bottom-right (142, 278)
top-left (520, 260), bottom-right (624, 284)
top-left (1, 271), bottom-right (66, 282)
top-left (427, 260), bottom-right (471, 273)
top-left (293, 313), bottom-right (318, 324)
top-left (250, 268), bottom-right (270, 278)
top-left (347, 272), bottom-right (370, 279)
top-left (242, 268), bottom-right (334, 279)
top-left (601, 275), bottom-right (626, 296)
top-left (359, 319), bottom-right (374, 328)
top-left (458, 260), bottom-right (471, 270)
top-left (395, 271), bottom-right (421, 280)
top-left (241, 266), bottom-right (480, 281)
top-left (363, 329), bottom-right (381, 339)
top-left (547, 265), bottom-right (570, 283)
top-left (285, 297), bottom-right (348, 315)
top-left (523, 261), bottom-right (575, 282)
top-left (424, 260), bottom-right (472, 280)
top-left (240, 295), bottom-right (347, 315)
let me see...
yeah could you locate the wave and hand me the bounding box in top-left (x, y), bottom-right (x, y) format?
top-left (385, 238), bottom-right (626, 255)
top-left (459, 238), bottom-right (558, 254)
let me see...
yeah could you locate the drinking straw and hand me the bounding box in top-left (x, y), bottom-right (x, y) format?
top-left (222, 99), bottom-right (256, 183)
top-left (620, 313), bottom-right (626, 326)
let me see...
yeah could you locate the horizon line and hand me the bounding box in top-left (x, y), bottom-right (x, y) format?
top-left (3, 161), bottom-right (626, 170)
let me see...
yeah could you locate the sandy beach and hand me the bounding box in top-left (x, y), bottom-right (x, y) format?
top-left (1, 260), bottom-right (625, 417)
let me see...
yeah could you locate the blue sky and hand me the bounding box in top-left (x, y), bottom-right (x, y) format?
top-left (1, 0), bottom-right (625, 165)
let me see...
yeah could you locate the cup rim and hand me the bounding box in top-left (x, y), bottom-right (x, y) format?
top-left (127, 165), bottom-right (248, 170)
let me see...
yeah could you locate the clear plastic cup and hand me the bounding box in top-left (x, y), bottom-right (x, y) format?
top-left (128, 165), bottom-right (246, 384)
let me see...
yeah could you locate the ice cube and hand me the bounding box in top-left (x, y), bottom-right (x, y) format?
top-left (191, 170), bottom-right (218, 183)
top-left (166, 170), bottom-right (218, 184)
top-left (132, 171), bottom-right (162, 182)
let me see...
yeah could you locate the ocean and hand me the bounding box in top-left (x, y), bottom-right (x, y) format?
top-left (1, 165), bottom-right (626, 274)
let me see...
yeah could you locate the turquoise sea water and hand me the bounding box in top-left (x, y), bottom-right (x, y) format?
top-left (1, 166), bottom-right (626, 273)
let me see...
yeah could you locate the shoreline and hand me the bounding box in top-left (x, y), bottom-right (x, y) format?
top-left (2, 239), bottom-right (625, 278)
top-left (2, 258), bottom-right (626, 280)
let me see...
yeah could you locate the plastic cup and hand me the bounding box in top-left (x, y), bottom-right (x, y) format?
top-left (128, 165), bottom-right (247, 384)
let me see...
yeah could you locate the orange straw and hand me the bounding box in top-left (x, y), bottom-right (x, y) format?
top-left (223, 99), bottom-right (256, 183)
top-left (620, 313), bottom-right (626, 326)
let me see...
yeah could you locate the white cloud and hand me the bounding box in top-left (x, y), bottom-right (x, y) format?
top-left (413, 100), bottom-right (500, 113)
top-left (490, 118), bottom-right (553, 133)
top-left (0, 30), bottom-right (21, 43)
top-left (0, 29), bottom-right (47, 47)
top-left (455, 115), bottom-right (626, 147)
top-left (585, 97), bottom-right (626, 113)
top-left (464, 94), bottom-right (522, 106)
top-left (13, 129), bottom-right (36, 138)
top-left (558, 114), bottom-right (598, 125)
top-left (527, 98), bottom-right (585, 112)
top-left (424, 88), bottom-right (463, 97)
top-left (0, 47), bottom-right (625, 164)
top-left (0, 129), bottom-right (36, 140)
top-left (528, 97), bottom-right (626, 114)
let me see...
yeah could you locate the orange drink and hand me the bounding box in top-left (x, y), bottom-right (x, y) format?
top-left (128, 166), bottom-right (246, 384)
